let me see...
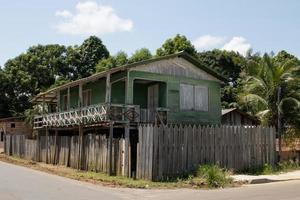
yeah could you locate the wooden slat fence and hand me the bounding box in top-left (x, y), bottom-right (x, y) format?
top-left (137, 125), bottom-right (276, 180)
top-left (4, 134), bottom-right (124, 176)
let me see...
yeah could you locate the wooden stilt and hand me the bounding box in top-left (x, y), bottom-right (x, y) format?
top-left (54, 130), bottom-right (58, 164)
top-left (78, 125), bottom-right (83, 170)
top-left (109, 122), bottom-right (114, 175)
top-left (124, 124), bottom-right (130, 177)
top-left (45, 127), bottom-right (49, 164)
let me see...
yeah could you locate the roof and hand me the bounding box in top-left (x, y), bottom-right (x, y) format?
top-left (32, 51), bottom-right (228, 103)
top-left (221, 108), bottom-right (237, 115)
top-left (0, 116), bottom-right (25, 122)
top-left (221, 108), bottom-right (259, 123)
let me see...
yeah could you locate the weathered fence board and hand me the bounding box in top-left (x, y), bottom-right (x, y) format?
top-left (4, 134), bottom-right (124, 176)
top-left (5, 125), bottom-right (276, 181)
top-left (137, 125), bottom-right (276, 180)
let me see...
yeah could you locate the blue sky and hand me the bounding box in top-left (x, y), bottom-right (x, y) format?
top-left (1, 0), bottom-right (300, 66)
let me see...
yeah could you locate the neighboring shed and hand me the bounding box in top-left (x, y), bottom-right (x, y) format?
top-left (221, 108), bottom-right (259, 126)
top-left (0, 117), bottom-right (32, 141)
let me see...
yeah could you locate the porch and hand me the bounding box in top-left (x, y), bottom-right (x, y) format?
top-left (33, 103), bottom-right (168, 129)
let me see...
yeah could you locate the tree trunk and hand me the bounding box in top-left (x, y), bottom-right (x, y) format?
top-left (277, 86), bottom-right (282, 161)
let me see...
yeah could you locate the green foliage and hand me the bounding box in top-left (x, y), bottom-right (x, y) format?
top-left (196, 165), bottom-right (232, 188)
top-left (238, 52), bottom-right (300, 127)
top-left (0, 36), bottom-right (110, 117)
top-left (128, 48), bottom-right (152, 63)
top-left (197, 50), bottom-right (246, 107)
top-left (72, 36), bottom-right (110, 79)
top-left (242, 160), bottom-right (300, 175)
top-left (156, 34), bottom-right (197, 56)
top-left (277, 160), bottom-right (300, 172)
top-left (0, 69), bottom-right (10, 117)
top-left (96, 51), bottom-right (128, 72)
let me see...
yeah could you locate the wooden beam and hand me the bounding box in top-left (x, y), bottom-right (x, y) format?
top-left (67, 87), bottom-right (70, 110)
top-left (45, 127), bottom-right (49, 164)
top-left (57, 91), bottom-right (60, 112)
top-left (124, 124), bottom-right (130, 177)
top-left (78, 83), bottom-right (83, 108)
top-left (108, 122), bottom-right (113, 175)
top-left (54, 130), bottom-right (58, 165)
top-left (78, 125), bottom-right (83, 170)
top-left (105, 73), bottom-right (111, 103)
top-left (42, 95), bottom-right (46, 114)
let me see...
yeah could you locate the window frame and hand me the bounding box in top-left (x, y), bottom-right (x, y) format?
top-left (179, 83), bottom-right (209, 112)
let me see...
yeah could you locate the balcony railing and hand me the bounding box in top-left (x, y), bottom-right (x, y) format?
top-left (33, 103), bottom-right (141, 129)
top-left (34, 103), bottom-right (169, 129)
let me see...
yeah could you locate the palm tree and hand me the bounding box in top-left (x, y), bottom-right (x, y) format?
top-left (238, 53), bottom-right (300, 155)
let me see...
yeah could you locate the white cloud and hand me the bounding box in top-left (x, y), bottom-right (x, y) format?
top-left (222, 37), bottom-right (251, 56)
top-left (193, 35), bottom-right (226, 50)
top-left (55, 1), bottom-right (133, 35)
top-left (193, 35), bottom-right (251, 56)
top-left (55, 10), bottom-right (73, 18)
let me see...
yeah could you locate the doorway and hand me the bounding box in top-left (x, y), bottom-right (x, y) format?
top-left (0, 131), bottom-right (3, 142)
top-left (147, 84), bottom-right (159, 122)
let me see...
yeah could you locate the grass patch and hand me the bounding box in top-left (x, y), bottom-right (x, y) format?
top-left (240, 160), bottom-right (300, 175)
top-left (195, 165), bottom-right (233, 188)
top-left (0, 154), bottom-right (236, 189)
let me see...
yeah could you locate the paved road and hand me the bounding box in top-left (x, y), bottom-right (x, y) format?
top-left (1, 161), bottom-right (300, 200)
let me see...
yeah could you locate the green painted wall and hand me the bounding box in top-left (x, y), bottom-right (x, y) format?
top-left (59, 73), bottom-right (127, 109)
top-left (57, 69), bottom-right (221, 125)
top-left (83, 78), bottom-right (106, 104)
top-left (133, 83), bottom-right (148, 108)
top-left (60, 86), bottom-right (79, 110)
top-left (132, 82), bottom-right (167, 108)
top-left (111, 81), bottom-right (125, 104)
top-left (127, 70), bottom-right (221, 125)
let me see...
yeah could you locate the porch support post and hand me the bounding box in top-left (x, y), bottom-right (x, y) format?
top-left (78, 83), bottom-right (83, 108)
top-left (124, 124), bottom-right (130, 177)
top-left (42, 94), bottom-right (46, 113)
top-left (78, 125), bottom-right (83, 170)
top-left (108, 122), bottom-right (114, 175)
top-left (53, 130), bottom-right (58, 165)
top-left (67, 87), bottom-right (70, 110)
top-left (105, 73), bottom-right (111, 103)
top-left (45, 127), bottom-right (49, 164)
top-left (57, 91), bottom-right (60, 112)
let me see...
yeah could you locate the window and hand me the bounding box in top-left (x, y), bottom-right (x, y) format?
top-left (83, 90), bottom-right (92, 107)
top-left (11, 123), bottom-right (15, 128)
top-left (180, 84), bottom-right (208, 111)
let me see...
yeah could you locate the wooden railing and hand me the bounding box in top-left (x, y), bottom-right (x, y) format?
top-left (34, 103), bottom-right (141, 129)
top-left (140, 107), bottom-right (169, 124)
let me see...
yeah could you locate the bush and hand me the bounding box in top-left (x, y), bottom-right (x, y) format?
top-left (278, 160), bottom-right (300, 172)
top-left (196, 165), bottom-right (232, 188)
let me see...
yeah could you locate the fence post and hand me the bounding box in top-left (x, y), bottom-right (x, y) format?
top-left (108, 122), bottom-right (114, 175)
top-left (124, 124), bottom-right (130, 177)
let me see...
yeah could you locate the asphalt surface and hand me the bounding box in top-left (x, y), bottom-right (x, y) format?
top-left (1, 161), bottom-right (300, 200)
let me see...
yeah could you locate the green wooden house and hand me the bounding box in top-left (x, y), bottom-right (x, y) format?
top-left (33, 51), bottom-right (226, 129)
top-left (32, 51), bottom-right (226, 176)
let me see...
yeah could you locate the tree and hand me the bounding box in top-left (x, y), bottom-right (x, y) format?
top-left (114, 51), bottom-right (128, 66)
top-left (156, 34), bottom-right (197, 56)
top-left (238, 53), bottom-right (300, 128)
top-left (73, 36), bottom-right (110, 79)
top-left (96, 56), bottom-right (116, 72)
top-left (0, 70), bottom-right (10, 117)
top-left (128, 48), bottom-right (152, 63)
top-left (95, 51), bottom-right (128, 72)
top-left (2, 44), bottom-right (70, 116)
top-left (197, 50), bottom-right (246, 108)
